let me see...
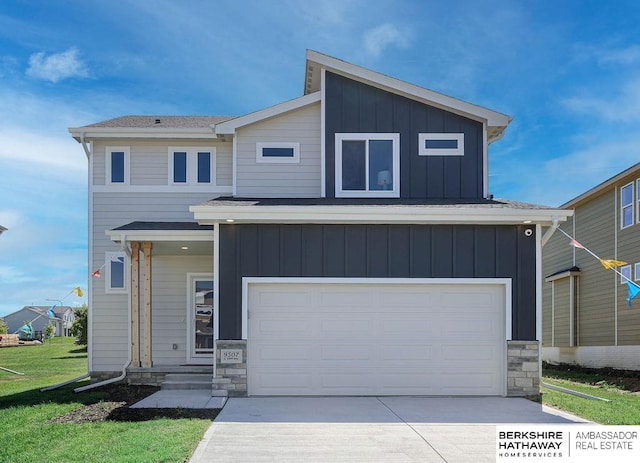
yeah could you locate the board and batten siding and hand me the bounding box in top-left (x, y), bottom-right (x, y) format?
top-left (219, 223), bottom-right (536, 341)
top-left (92, 140), bottom-right (232, 187)
top-left (324, 71), bottom-right (484, 200)
top-left (235, 103), bottom-right (321, 197)
top-left (90, 192), bottom-right (216, 371)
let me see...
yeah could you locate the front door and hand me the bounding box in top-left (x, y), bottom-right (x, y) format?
top-left (188, 275), bottom-right (214, 363)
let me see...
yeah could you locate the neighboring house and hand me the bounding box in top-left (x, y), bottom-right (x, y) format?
top-left (542, 163), bottom-right (640, 371)
top-left (4, 306), bottom-right (74, 338)
top-left (69, 50), bottom-right (570, 397)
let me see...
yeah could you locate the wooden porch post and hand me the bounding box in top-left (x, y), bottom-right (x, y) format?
top-left (130, 241), bottom-right (140, 368)
top-left (142, 241), bottom-right (153, 368)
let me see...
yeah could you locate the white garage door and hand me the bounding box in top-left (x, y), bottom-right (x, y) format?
top-left (247, 280), bottom-right (506, 396)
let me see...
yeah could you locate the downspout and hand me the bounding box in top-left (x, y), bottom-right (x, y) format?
top-left (75, 234), bottom-right (132, 393)
top-left (80, 132), bottom-right (91, 159)
top-left (541, 216), bottom-right (559, 248)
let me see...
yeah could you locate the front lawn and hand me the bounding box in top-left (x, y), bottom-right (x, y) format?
top-left (0, 338), bottom-right (215, 463)
top-left (542, 363), bottom-right (640, 425)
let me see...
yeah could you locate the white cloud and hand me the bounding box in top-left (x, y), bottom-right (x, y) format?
top-left (562, 74), bottom-right (640, 122)
top-left (363, 23), bottom-right (411, 58)
top-left (26, 47), bottom-right (89, 83)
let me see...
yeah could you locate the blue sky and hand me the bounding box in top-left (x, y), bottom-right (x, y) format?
top-left (1, 0), bottom-right (640, 316)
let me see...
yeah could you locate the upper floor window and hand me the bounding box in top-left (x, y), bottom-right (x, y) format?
top-left (256, 142), bottom-right (300, 163)
top-left (621, 182), bottom-right (634, 228)
top-left (418, 133), bottom-right (464, 156)
top-left (105, 252), bottom-right (127, 293)
top-left (106, 147), bottom-right (130, 185)
top-left (621, 264), bottom-right (632, 284)
top-left (335, 133), bottom-right (400, 198)
top-left (169, 147), bottom-right (216, 185)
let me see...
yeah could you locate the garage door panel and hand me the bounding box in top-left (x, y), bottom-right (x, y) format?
top-left (248, 282), bottom-right (506, 396)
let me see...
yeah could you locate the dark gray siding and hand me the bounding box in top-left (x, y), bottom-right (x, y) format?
top-left (219, 224), bottom-right (537, 341)
top-left (325, 72), bottom-right (484, 200)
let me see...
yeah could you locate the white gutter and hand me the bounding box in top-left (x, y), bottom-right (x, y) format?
top-left (541, 216), bottom-right (560, 247)
top-left (79, 132), bottom-right (91, 159)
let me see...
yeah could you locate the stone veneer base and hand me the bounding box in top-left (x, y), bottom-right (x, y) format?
top-left (213, 340), bottom-right (248, 397)
top-left (507, 340), bottom-right (540, 397)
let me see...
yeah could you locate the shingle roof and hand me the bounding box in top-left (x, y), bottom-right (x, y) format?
top-left (112, 221), bottom-right (213, 231)
top-left (199, 196), bottom-right (556, 210)
top-left (80, 115), bottom-right (235, 129)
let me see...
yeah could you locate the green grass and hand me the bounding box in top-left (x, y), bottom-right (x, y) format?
top-left (0, 338), bottom-right (213, 463)
top-left (542, 368), bottom-right (640, 425)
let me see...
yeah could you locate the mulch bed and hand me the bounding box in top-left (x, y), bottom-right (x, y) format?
top-left (543, 362), bottom-right (640, 392)
top-left (46, 385), bottom-right (220, 424)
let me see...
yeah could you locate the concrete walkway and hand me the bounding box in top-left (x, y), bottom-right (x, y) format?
top-left (189, 397), bottom-right (589, 462)
top-left (130, 390), bottom-right (226, 409)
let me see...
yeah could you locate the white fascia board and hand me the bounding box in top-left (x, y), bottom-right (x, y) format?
top-left (68, 127), bottom-right (216, 141)
top-left (106, 229), bottom-right (214, 242)
top-left (305, 50), bottom-right (512, 129)
top-left (213, 92), bottom-right (321, 135)
top-left (190, 204), bottom-right (573, 226)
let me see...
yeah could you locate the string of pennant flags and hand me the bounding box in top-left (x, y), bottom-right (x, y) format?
top-left (554, 226), bottom-right (640, 306)
top-left (91, 255), bottom-right (124, 278)
top-left (16, 286), bottom-right (84, 337)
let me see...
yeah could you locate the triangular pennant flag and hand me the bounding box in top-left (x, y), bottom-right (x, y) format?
top-left (110, 255), bottom-right (123, 263)
top-left (47, 305), bottom-right (56, 318)
top-left (599, 258), bottom-right (627, 270)
top-left (73, 286), bottom-right (84, 297)
top-left (628, 282), bottom-right (640, 307)
top-left (18, 322), bottom-right (33, 336)
top-left (569, 239), bottom-right (585, 249)
top-left (92, 269), bottom-right (101, 278)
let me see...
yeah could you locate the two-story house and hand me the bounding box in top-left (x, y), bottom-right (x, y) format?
top-left (69, 50), bottom-right (570, 397)
top-left (543, 163), bottom-right (640, 371)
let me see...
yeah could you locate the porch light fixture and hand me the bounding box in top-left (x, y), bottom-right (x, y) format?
top-left (225, 219), bottom-right (235, 223)
top-left (181, 246), bottom-right (189, 250)
top-left (523, 220), bottom-right (532, 224)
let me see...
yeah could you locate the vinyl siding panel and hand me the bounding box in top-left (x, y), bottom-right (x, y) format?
top-left (553, 279), bottom-right (571, 347)
top-left (92, 140), bottom-right (232, 188)
top-left (219, 224), bottom-right (536, 341)
top-left (235, 103), bottom-right (321, 197)
top-left (617, 184), bottom-right (640, 345)
top-left (574, 192), bottom-right (616, 346)
top-left (90, 192), bottom-right (216, 371)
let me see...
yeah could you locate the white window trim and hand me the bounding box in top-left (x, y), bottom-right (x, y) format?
top-left (168, 147), bottom-right (216, 186)
top-left (335, 133), bottom-right (400, 198)
top-left (256, 142), bottom-right (300, 163)
top-left (418, 133), bottom-right (464, 156)
top-left (634, 262), bottom-right (640, 281)
top-left (621, 264), bottom-right (632, 285)
top-left (621, 182), bottom-right (634, 229)
top-left (105, 252), bottom-right (128, 294)
top-left (106, 146), bottom-right (130, 185)
top-left (636, 179), bottom-right (640, 225)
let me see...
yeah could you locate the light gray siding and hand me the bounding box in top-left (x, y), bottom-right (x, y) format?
top-left (235, 103), bottom-right (321, 197)
top-left (92, 140), bottom-right (232, 188)
top-left (90, 192), bottom-right (217, 371)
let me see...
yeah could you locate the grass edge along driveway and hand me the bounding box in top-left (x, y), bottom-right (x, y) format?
top-left (0, 338), bottom-right (214, 463)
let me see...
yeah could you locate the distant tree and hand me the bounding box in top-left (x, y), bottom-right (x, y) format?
top-left (70, 304), bottom-right (88, 346)
top-left (0, 317), bottom-right (7, 334)
top-left (44, 321), bottom-right (55, 339)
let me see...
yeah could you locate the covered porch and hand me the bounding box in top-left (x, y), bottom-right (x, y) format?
top-left (106, 221), bottom-right (217, 386)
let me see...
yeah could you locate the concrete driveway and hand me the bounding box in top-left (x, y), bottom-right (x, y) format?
top-left (189, 397), bottom-right (587, 463)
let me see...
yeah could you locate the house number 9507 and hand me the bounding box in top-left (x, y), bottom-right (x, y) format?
top-left (220, 349), bottom-right (242, 364)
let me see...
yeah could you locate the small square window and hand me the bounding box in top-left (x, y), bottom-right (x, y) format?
top-left (105, 252), bottom-right (127, 293)
top-left (106, 147), bottom-right (129, 185)
top-left (634, 263), bottom-right (640, 281)
top-left (419, 133), bottom-right (464, 156)
top-left (621, 265), bottom-right (632, 284)
top-left (256, 142), bottom-right (300, 163)
top-left (621, 182), bottom-right (634, 228)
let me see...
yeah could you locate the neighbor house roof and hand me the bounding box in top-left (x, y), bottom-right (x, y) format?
top-left (562, 162), bottom-right (640, 209)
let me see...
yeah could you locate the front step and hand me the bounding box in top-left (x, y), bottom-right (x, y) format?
top-left (161, 373), bottom-right (212, 390)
